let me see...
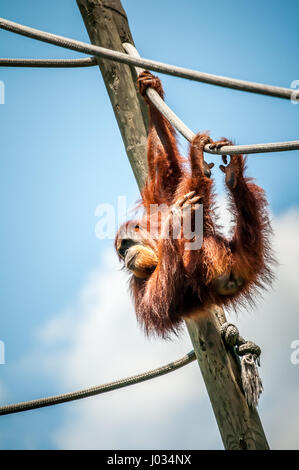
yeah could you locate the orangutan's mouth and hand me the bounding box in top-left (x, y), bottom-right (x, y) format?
top-left (125, 250), bottom-right (137, 269)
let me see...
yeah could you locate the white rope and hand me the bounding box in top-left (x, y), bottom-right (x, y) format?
top-left (123, 43), bottom-right (299, 156)
top-left (0, 17), bottom-right (297, 101)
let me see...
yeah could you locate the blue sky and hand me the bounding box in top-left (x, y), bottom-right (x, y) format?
top-left (0, 0), bottom-right (298, 450)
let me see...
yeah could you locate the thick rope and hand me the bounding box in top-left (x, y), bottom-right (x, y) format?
top-left (0, 351), bottom-right (196, 416)
top-left (0, 17), bottom-right (297, 101)
top-left (123, 43), bottom-right (299, 155)
top-left (0, 57), bottom-right (97, 67)
top-left (1, 18), bottom-right (298, 154)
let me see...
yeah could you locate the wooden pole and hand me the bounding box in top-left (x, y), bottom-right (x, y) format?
top-left (76, 0), bottom-right (270, 450)
top-left (76, 0), bottom-right (149, 189)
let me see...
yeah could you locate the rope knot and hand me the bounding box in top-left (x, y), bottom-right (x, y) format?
top-left (220, 322), bottom-right (239, 346)
top-left (237, 341), bottom-right (261, 358)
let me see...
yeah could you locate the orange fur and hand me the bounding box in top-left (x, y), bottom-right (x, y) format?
top-left (115, 72), bottom-right (275, 338)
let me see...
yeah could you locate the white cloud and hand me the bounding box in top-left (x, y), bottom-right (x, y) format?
top-left (27, 205), bottom-right (299, 450)
top-left (34, 251), bottom-right (210, 449)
